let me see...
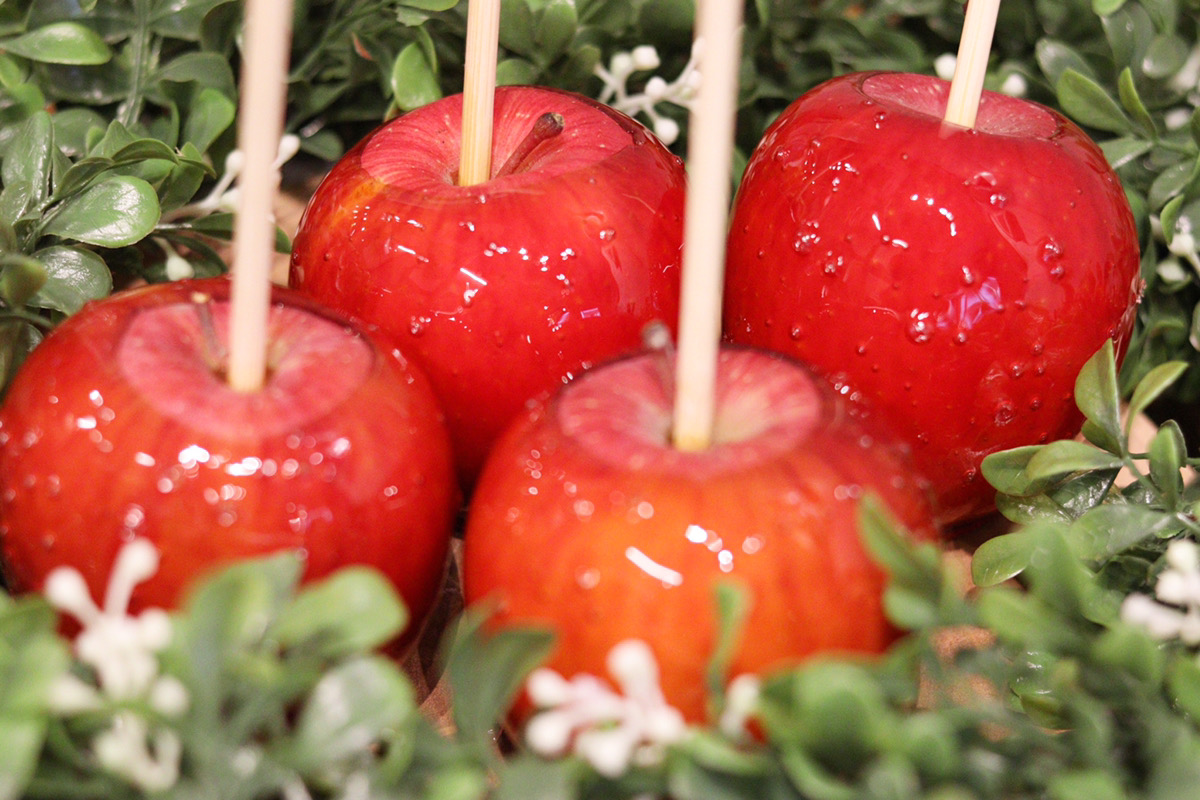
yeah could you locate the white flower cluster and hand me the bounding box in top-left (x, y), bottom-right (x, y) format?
top-left (158, 133), bottom-right (301, 280)
top-left (1121, 539), bottom-right (1200, 644)
top-left (595, 41), bottom-right (703, 145)
top-left (524, 639), bottom-right (760, 780)
top-left (43, 539), bottom-right (189, 792)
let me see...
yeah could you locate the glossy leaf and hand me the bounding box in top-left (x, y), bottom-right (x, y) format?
top-left (390, 41), bottom-right (441, 113)
top-left (1066, 504), bottom-right (1175, 561)
top-left (182, 87), bottom-right (236, 153)
top-left (1023, 440), bottom-right (1124, 484)
top-left (1093, 0), bottom-right (1128, 13)
top-left (1074, 340), bottom-right (1123, 442)
top-left (1127, 360), bottom-right (1188, 425)
top-left (536, 0), bottom-right (578, 60)
top-left (972, 530), bottom-right (1037, 586)
top-left (1056, 69), bottom-right (1133, 134)
top-left (1100, 136), bottom-right (1153, 169)
top-left (2, 111), bottom-right (54, 212)
top-left (1116, 67), bottom-right (1156, 138)
top-left (41, 175), bottom-right (160, 246)
top-left (981, 445), bottom-right (1053, 496)
top-left (1148, 420), bottom-right (1186, 506)
top-left (0, 22), bottom-right (111, 65)
top-left (26, 245), bottom-right (110, 314)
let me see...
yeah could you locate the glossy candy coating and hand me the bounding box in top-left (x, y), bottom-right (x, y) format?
top-left (463, 348), bottom-right (940, 722)
top-left (724, 72), bottom-right (1142, 525)
top-left (290, 86), bottom-right (687, 487)
top-left (0, 278), bottom-right (457, 644)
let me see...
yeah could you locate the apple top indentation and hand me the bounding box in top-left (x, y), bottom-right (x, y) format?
top-left (554, 349), bottom-right (823, 477)
top-left (360, 87), bottom-right (639, 194)
top-left (860, 72), bottom-right (1060, 139)
top-left (117, 298), bottom-right (373, 439)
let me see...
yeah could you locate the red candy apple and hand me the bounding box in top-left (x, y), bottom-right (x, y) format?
top-left (290, 85), bottom-right (686, 487)
top-left (463, 347), bottom-right (940, 722)
top-left (0, 277), bottom-right (457, 643)
top-left (724, 71), bottom-right (1142, 525)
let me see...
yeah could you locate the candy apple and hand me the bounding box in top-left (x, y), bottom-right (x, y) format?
top-left (0, 277), bottom-right (457, 645)
top-left (462, 346), bottom-right (941, 722)
top-left (289, 85), bottom-right (686, 487)
top-left (723, 71), bottom-right (1142, 526)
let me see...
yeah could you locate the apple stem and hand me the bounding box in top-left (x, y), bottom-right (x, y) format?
top-left (459, 0), bottom-right (502, 186)
top-left (944, 0), bottom-right (1002, 129)
top-left (671, 2), bottom-right (744, 452)
top-left (494, 112), bottom-right (565, 178)
top-left (192, 293), bottom-right (229, 375)
top-left (227, 0), bottom-right (293, 393)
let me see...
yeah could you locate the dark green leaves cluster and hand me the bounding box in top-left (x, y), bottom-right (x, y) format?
top-left (976, 340), bottom-right (1199, 594)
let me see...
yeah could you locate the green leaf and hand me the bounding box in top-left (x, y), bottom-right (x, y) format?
top-left (27, 245), bottom-right (111, 314)
top-left (982, 445), bottom-right (1054, 496)
top-left (1167, 657), bottom-right (1200, 721)
top-left (0, 719), bottom-right (47, 800)
top-left (41, 175), bottom-right (160, 246)
top-left (1142, 33), bottom-right (1190, 80)
top-left (154, 51), bottom-right (236, 97)
top-left (272, 567), bottom-right (409, 658)
top-left (1056, 69), bottom-right (1133, 134)
top-left (536, 0), bottom-right (579, 60)
top-left (1074, 340), bottom-right (1123, 441)
top-left (1128, 361), bottom-right (1188, 425)
top-left (286, 655), bottom-right (416, 769)
top-left (1116, 68), bottom-right (1156, 139)
top-left (3, 111), bottom-right (54, 213)
top-left (1093, 0), bottom-right (1128, 14)
top-left (0, 22), bottom-right (111, 65)
top-left (1067, 504), bottom-right (1175, 561)
top-left (402, 0), bottom-right (462, 9)
top-left (857, 495), bottom-right (941, 588)
top-left (972, 530), bottom-right (1037, 586)
top-left (182, 87), bottom-right (236, 153)
top-left (390, 41), bottom-right (442, 113)
top-left (1048, 769), bottom-right (1126, 800)
top-left (447, 610), bottom-right (555, 740)
top-left (1148, 420), bottom-right (1186, 506)
top-left (706, 581), bottom-right (750, 707)
top-left (1023, 440), bottom-right (1124, 483)
top-left (1100, 136), bottom-right (1154, 170)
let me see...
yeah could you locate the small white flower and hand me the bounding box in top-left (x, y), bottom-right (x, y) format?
top-left (43, 538), bottom-right (188, 792)
top-left (1000, 72), bottom-right (1027, 97)
top-left (524, 639), bottom-right (686, 777)
top-left (718, 674), bottom-right (761, 738)
top-left (1123, 540), bottom-right (1200, 650)
top-left (934, 53), bottom-right (957, 81)
top-left (595, 39), bottom-right (703, 145)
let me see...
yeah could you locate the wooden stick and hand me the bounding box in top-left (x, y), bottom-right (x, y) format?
top-left (944, 0), bottom-right (1002, 128)
top-left (671, 0), bottom-right (744, 452)
top-left (228, 0), bottom-right (294, 392)
top-left (459, 0), bottom-right (502, 186)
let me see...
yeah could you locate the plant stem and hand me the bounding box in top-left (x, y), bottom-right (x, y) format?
top-left (118, 0), bottom-right (156, 129)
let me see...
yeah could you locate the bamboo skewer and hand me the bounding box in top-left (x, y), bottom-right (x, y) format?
top-left (227, 0), bottom-right (294, 392)
top-left (459, 0), bottom-right (502, 186)
top-left (671, 0), bottom-right (745, 452)
top-left (944, 0), bottom-right (1002, 128)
